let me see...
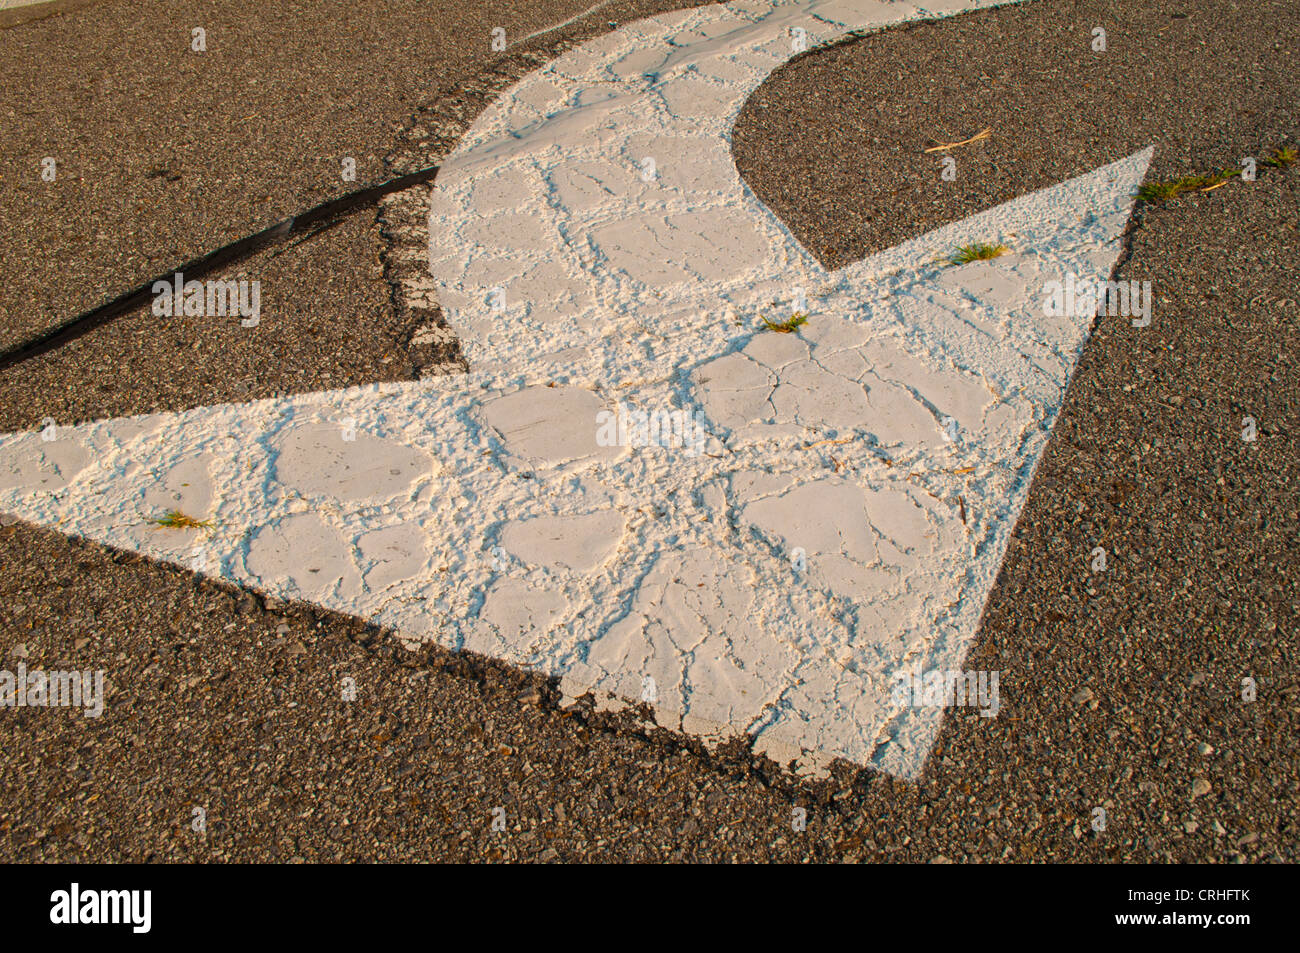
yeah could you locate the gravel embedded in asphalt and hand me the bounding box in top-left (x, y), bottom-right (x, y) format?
top-left (0, 0), bottom-right (1296, 861)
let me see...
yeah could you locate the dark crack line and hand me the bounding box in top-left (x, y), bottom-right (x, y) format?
top-left (0, 164), bottom-right (441, 373)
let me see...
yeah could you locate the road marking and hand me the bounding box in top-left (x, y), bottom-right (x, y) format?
top-left (0, 0), bottom-right (1150, 777)
top-left (512, 0), bottom-right (624, 47)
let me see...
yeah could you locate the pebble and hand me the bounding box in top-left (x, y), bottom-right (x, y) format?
top-left (9, 643), bottom-right (29, 659)
top-left (1197, 742), bottom-right (1214, 755)
top-left (1191, 778), bottom-right (1212, 799)
top-left (1071, 687), bottom-right (1094, 705)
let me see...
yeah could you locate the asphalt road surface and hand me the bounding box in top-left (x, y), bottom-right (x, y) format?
top-left (0, 0), bottom-right (1295, 862)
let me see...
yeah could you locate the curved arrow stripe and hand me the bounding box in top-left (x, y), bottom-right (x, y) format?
top-left (0, 0), bottom-right (1150, 777)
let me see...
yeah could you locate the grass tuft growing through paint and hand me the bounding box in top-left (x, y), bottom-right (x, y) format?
top-left (149, 509), bottom-right (213, 530)
top-left (760, 312), bottom-right (808, 333)
top-left (949, 242), bottom-right (1008, 265)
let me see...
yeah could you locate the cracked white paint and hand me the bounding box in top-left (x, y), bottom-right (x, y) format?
top-left (0, 0), bottom-right (1152, 777)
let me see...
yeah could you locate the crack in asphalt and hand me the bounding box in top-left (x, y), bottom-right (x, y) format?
top-left (0, 164), bottom-right (442, 374)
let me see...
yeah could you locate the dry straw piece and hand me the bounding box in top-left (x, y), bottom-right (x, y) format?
top-left (924, 127), bottom-right (993, 153)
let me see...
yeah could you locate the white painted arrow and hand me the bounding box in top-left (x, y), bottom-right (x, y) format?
top-left (0, 0), bottom-right (1150, 777)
